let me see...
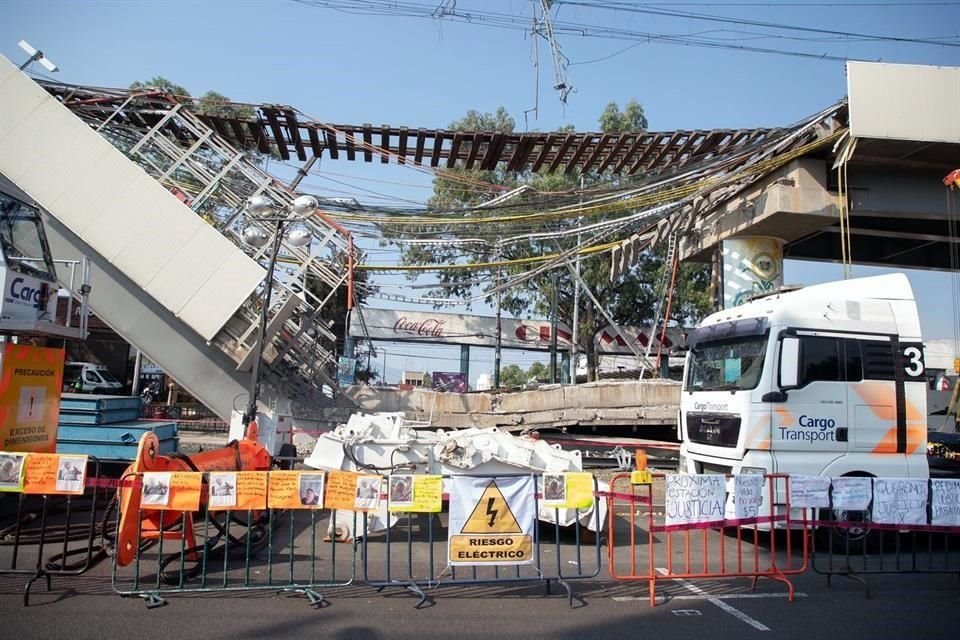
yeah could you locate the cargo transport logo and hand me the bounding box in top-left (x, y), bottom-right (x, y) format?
top-left (779, 414), bottom-right (837, 442)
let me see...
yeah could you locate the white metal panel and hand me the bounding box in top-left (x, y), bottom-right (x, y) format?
top-left (110, 194), bottom-right (206, 286)
top-left (178, 250), bottom-right (266, 341)
top-left (44, 151), bottom-right (143, 234)
top-left (0, 53), bottom-right (266, 340)
top-left (0, 55), bottom-right (21, 87)
top-left (81, 172), bottom-right (166, 261)
top-left (0, 59), bottom-right (49, 145)
top-left (145, 228), bottom-right (236, 317)
top-left (847, 61), bottom-right (960, 143)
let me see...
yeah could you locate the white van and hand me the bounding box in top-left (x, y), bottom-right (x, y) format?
top-left (62, 361), bottom-right (124, 394)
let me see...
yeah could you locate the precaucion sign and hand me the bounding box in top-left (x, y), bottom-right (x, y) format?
top-left (448, 476), bottom-right (535, 566)
top-left (0, 345), bottom-right (65, 453)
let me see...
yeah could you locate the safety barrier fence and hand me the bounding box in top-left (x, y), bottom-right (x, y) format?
top-left (3, 459), bottom-right (960, 609)
top-left (360, 473), bottom-right (603, 608)
top-left (0, 455), bottom-right (112, 606)
top-left (808, 476), bottom-right (960, 597)
top-left (606, 472), bottom-right (808, 606)
top-left (110, 468), bottom-right (357, 609)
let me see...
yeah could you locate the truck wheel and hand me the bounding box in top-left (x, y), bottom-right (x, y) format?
top-left (816, 506), bottom-right (879, 554)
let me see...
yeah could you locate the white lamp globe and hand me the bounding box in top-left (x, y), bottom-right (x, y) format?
top-left (285, 225), bottom-right (312, 248)
top-left (241, 225), bottom-right (271, 248)
top-left (291, 195), bottom-right (319, 217)
top-left (247, 195), bottom-right (274, 216)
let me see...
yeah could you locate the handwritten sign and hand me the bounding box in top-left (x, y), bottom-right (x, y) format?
top-left (389, 475), bottom-right (443, 513)
top-left (268, 471), bottom-right (308, 509)
top-left (931, 479), bottom-right (960, 527)
top-left (565, 473), bottom-right (595, 510)
top-left (788, 475), bottom-right (831, 509)
top-left (0, 451), bottom-right (26, 492)
top-left (23, 453), bottom-right (87, 495)
top-left (872, 478), bottom-right (927, 526)
top-left (665, 474), bottom-right (726, 528)
top-left (411, 475), bottom-right (442, 513)
top-left (209, 472), bottom-right (268, 511)
top-left (831, 477), bottom-right (871, 511)
top-left (733, 474), bottom-right (764, 520)
top-left (142, 472), bottom-right (202, 511)
top-left (324, 471), bottom-right (361, 511)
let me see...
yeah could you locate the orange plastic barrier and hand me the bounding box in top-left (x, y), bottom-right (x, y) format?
top-left (606, 472), bottom-right (809, 605)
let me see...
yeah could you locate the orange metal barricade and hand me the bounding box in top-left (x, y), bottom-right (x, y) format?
top-left (606, 473), bottom-right (809, 605)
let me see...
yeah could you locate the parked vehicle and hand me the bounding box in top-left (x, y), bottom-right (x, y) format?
top-left (62, 361), bottom-right (123, 394)
top-left (678, 273), bottom-right (932, 545)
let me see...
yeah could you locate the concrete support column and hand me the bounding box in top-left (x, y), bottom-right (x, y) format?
top-left (721, 236), bottom-right (784, 308)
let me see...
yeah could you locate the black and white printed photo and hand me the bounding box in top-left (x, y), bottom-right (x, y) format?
top-left (0, 453), bottom-right (26, 491)
top-left (355, 476), bottom-right (380, 510)
top-left (542, 474), bottom-right (566, 507)
top-left (142, 472), bottom-right (171, 506)
top-left (55, 456), bottom-right (86, 493)
top-left (389, 475), bottom-right (413, 506)
top-left (209, 472), bottom-right (237, 509)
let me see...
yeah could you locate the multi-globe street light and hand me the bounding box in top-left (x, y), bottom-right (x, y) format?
top-left (240, 194), bottom-right (316, 427)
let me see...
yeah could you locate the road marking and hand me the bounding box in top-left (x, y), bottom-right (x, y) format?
top-left (614, 592), bottom-right (806, 602)
top-left (672, 609), bottom-right (702, 616)
top-left (656, 568), bottom-right (770, 631)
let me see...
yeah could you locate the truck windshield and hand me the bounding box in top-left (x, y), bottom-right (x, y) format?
top-left (685, 335), bottom-right (768, 392)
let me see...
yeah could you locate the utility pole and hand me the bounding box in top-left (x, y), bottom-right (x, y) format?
top-left (571, 174), bottom-right (583, 385)
top-left (494, 247), bottom-right (502, 389)
top-left (550, 271), bottom-right (559, 383)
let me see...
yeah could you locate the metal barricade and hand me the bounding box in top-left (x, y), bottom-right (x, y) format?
top-left (361, 473), bottom-right (603, 608)
top-left (111, 470), bottom-right (357, 608)
top-left (811, 479), bottom-right (960, 598)
top-left (0, 456), bottom-right (112, 606)
top-left (606, 472), bottom-right (808, 606)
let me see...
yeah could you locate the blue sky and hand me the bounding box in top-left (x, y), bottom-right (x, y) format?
top-left (2, 0), bottom-right (958, 381)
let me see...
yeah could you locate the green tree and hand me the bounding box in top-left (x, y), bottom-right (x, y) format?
top-left (130, 76), bottom-right (191, 100)
top-left (199, 90), bottom-right (255, 119)
top-left (527, 361), bottom-right (550, 383)
top-left (395, 101), bottom-right (712, 381)
top-left (499, 364), bottom-right (528, 389)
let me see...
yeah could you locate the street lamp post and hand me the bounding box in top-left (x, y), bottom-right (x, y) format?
top-left (240, 194), bottom-right (316, 428)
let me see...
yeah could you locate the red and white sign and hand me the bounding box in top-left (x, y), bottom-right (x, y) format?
top-left (594, 325), bottom-right (687, 355)
top-left (352, 309), bottom-right (572, 351)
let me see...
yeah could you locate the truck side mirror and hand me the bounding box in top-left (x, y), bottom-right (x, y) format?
top-left (780, 336), bottom-right (800, 389)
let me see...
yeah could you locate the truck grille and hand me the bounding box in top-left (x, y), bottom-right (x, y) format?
top-left (686, 413), bottom-right (741, 447)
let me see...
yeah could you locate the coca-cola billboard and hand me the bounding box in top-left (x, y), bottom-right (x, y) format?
top-left (351, 309), bottom-right (572, 351)
top-left (393, 316), bottom-right (446, 338)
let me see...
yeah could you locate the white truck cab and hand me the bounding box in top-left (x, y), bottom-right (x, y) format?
top-left (679, 273), bottom-right (929, 486)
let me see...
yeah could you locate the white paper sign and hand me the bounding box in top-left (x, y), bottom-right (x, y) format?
top-left (733, 475), bottom-right (764, 520)
top-left (831, 477), bottom-right (872, 511)
top-left (788, 476), bottom-right (831, 509)
top-left (930, 479), bottom-right (960, 527)
top-left (665, 474), bottom-right (726, 527)
top-left (872, 479), bottom-right (927, 526)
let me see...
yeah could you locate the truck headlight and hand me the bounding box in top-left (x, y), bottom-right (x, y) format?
top-left (741, 466), bottom-right (766, 475)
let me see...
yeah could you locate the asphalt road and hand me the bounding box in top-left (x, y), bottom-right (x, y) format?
top-left (2, 564), bottom-right (959, 640)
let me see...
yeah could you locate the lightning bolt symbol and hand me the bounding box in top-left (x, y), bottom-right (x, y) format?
top-left (485, 497), bottom-right (498, 527)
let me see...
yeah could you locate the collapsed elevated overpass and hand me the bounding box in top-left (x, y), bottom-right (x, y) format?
top-left (0, 54), bottom-right (350, 421)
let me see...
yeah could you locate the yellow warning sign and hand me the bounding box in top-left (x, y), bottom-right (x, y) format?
top-left (449, 534), bottom-right (532, 563)
top-left (461, 480), bottom-right (522, 533)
